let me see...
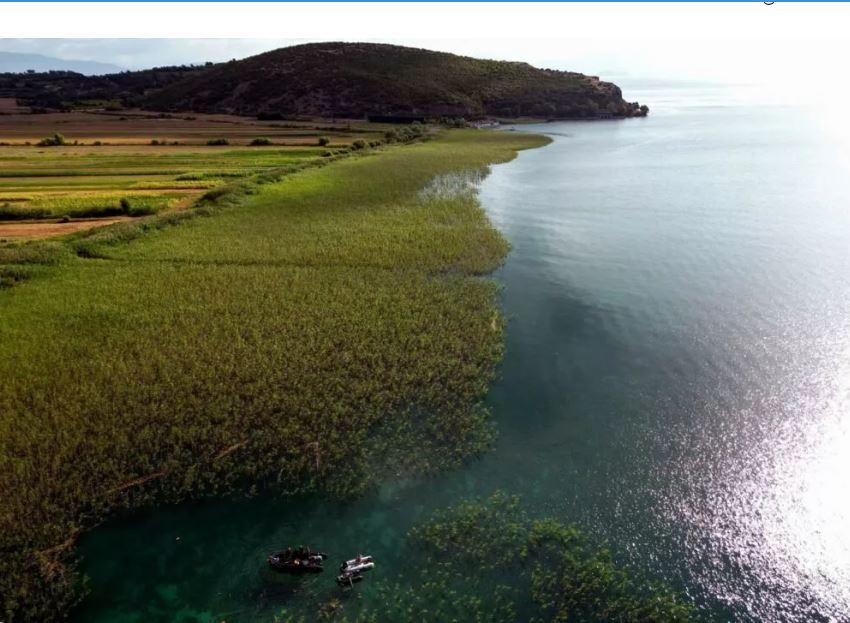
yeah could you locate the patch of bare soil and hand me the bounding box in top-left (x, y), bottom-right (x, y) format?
top-left (0, 216), bottom-right (132, 239)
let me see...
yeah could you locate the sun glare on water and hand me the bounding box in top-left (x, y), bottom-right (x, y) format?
top-left (761, 354), bottom-right (850, 616)
top-left (684, 340), bottom-right (850, 621)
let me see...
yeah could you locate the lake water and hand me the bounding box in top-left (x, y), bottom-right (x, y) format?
top-left (76, 85), bottom-right (850, 622)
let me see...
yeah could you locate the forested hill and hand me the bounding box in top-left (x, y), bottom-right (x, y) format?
top-left (2, 43), bottom-right (648, 120)
top-left (144, 43), bottom-right (647, 119)
top-left (0, 65), bottom-right (208, 112)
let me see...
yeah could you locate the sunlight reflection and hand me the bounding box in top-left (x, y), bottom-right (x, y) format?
top-left (723, 342), bottom-right (850, 620)
top-left (763, 353), bottom-right (850, 613)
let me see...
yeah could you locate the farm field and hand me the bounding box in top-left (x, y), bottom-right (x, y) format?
top-left (0, 105), bottom-right (386, 236)
top-left (0, 128), bottom-right (549, 620)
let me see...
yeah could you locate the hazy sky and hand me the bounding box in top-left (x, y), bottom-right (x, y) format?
top-left (0, 39), bottom-right (289, 71)
top-left (0, 35), bottom-right (842, 90)
top-left (2, 0), bottom-right (849, 111)
top-left (2, 2), bottom-right (849, 90)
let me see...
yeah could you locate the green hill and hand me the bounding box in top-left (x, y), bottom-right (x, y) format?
top-left (143, 42), bottom-right (647, 119)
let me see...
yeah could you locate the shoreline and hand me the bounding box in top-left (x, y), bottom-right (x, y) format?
top-left (70, 126), bottom-right (693, 623)
top-left (1, 129), bottom-right (549, 620)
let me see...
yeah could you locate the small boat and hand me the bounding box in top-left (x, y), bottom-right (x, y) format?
top-left (267, 547), bottom-right (327, 574)
top-left (337, 554), bottom-right (375, 588)
top-left (339, 554), bottom-right (374, 575)
top-left (337, 570), bottom-right (365, 588)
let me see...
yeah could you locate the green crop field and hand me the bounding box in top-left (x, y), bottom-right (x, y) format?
top-left (0, 129), bottom-right (549, 620)
top-left (0, 111), bottom-right (387, 231)
top-left (0, 146), bottom-right (334, 223)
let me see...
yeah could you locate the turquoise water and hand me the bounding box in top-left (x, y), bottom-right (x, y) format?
top-left (76, 86), bottom-right (850, 622)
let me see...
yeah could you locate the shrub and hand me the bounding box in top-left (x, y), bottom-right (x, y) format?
top-left (317, 136), bottom-right (331, 146)
top-left (176, 173), bottom-right (205, 181)
top-left (36, 133), bottom-right (66, 147)
top-left (0, 266), bottom-right (32, 289)
top-left (249, 137), bottom-right (272, 146)
top-left (351, 139), bottom-right (367, 150)
top-left (150, 139), bottom-right (160, 146)
top-left (206, 138), bottom-right (229, 146)
top-left (102, 197), bottom-right (163, 217)
top-left (200, 186), bottom-right (231, 202)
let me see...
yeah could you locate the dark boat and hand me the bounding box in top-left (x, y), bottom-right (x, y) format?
top-left (267, 547), bottom-right (327, 574)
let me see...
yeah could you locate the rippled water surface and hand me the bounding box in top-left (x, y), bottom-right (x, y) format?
top-left (77, 86), bottom-right (850, 622)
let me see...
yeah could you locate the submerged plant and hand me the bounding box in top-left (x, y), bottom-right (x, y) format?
top-left (271, 493), bottom-right (695, 623)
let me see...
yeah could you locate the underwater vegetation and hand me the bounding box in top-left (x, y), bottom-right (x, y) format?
top-left (274, 493), bottom-right (696, 623)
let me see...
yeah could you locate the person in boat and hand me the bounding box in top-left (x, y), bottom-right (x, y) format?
top-left (285, 546), bottom-right (293, 560)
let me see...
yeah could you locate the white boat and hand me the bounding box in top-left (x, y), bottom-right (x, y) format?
top-left (340, 554), bottom-right (375, 574)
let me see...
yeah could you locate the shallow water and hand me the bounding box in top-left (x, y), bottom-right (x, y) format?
top-left (77, 85), bottom-right (850, 622)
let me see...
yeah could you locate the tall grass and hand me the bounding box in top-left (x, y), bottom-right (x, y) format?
top-left (0, 130), bottom-right (549, 621)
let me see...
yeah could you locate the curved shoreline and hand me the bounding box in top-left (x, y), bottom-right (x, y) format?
top-left (72, 126), bottom-right (695, 623)
top-left (1, 129), bottom-right (549, 620)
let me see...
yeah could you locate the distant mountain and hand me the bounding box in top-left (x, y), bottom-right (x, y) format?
top-left (145, 42), bottom-right (648, 119)
top-left (0, 51), bottom-right (123, 75)
top-left (0, 43), bottom-right (647, 120)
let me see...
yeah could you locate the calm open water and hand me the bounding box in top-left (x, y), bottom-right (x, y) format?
top-left (76, 85), bottom-right (850, 622)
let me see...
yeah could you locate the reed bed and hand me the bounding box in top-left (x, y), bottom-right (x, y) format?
top-left (0, 130), bottom-right (547, 620)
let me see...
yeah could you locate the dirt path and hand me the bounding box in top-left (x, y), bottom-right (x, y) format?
top-left (0, 216), bottom-right (133, 240)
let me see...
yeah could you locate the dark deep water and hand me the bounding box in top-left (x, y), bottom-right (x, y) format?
top-left (76, 86), bottom-right (850, 622)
